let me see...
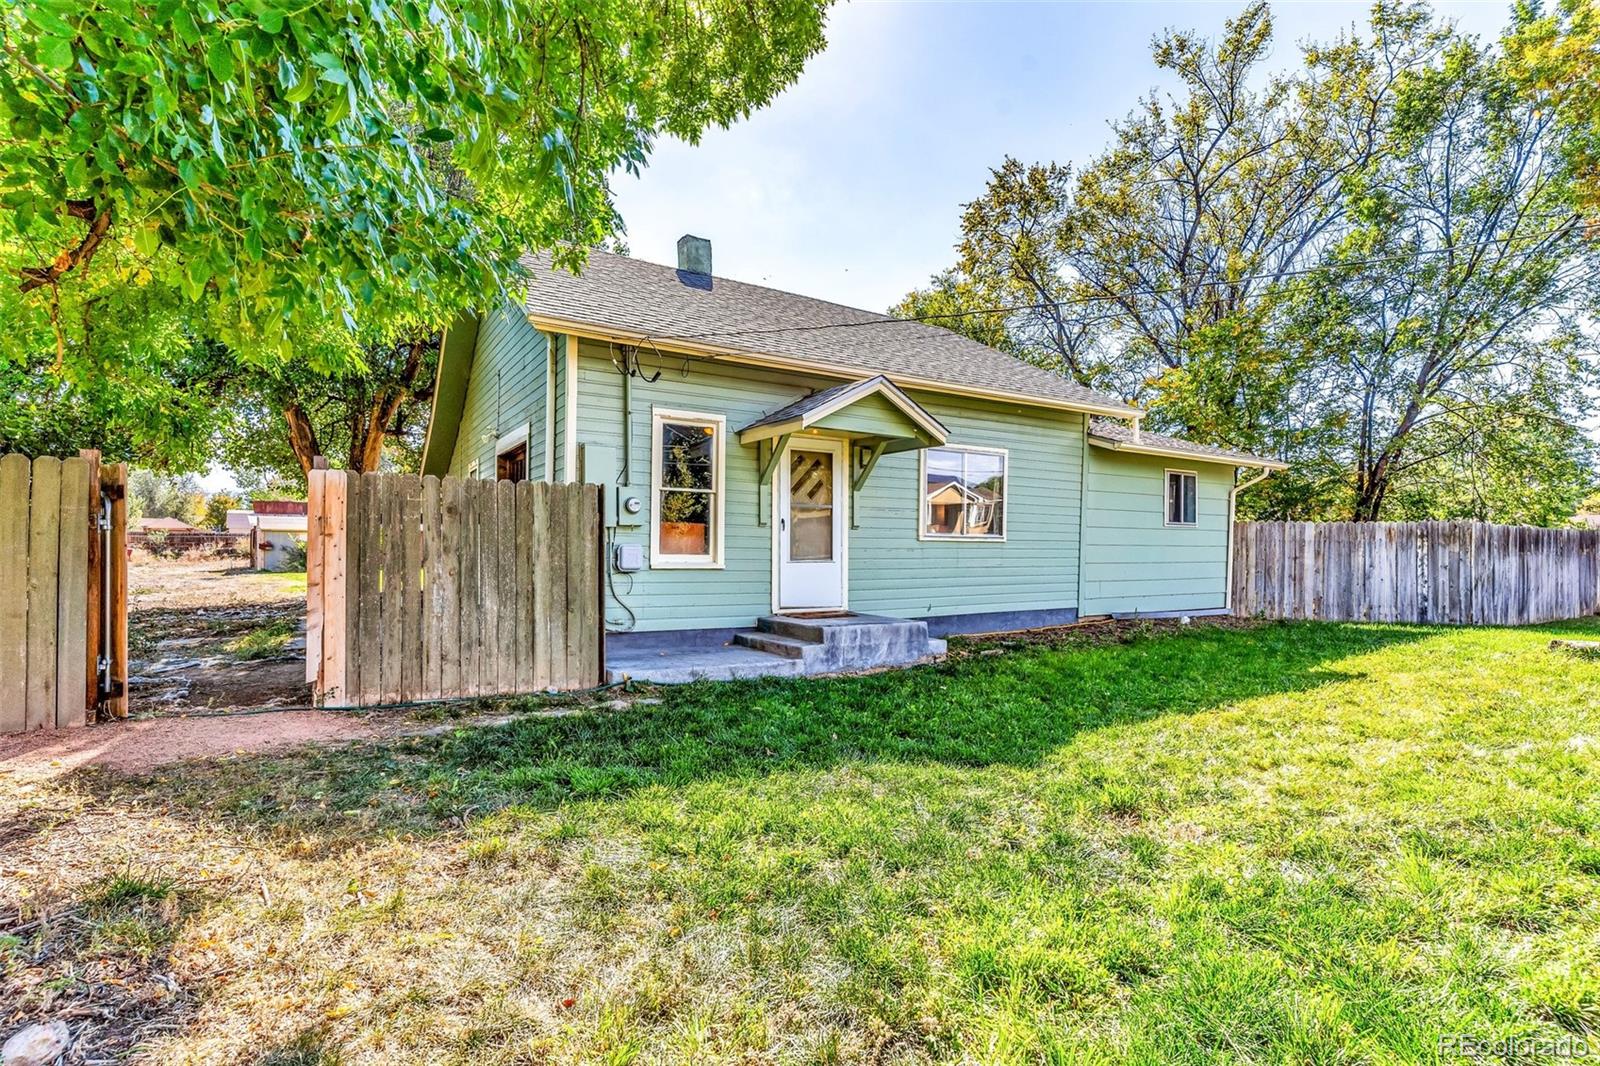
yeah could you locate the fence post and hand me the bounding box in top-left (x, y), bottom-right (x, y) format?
top-left (306, 463), bottom-right (325, 688)
top-left (81, 449), bottom-right (101, 716)
top-left (0, 455), bottom-right (29, 733)
top-left (102, 462), bottom-right (129, 719)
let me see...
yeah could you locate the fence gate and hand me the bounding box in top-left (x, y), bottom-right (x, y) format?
top-left (305, 468), bottom-right (604, 707)
top-left (1233, 520), bottom-right (1600, 625)
top-left (0, 451), bottom-right (129, 734)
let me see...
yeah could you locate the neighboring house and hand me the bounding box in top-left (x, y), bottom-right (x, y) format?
top-left (421, 236), bottom-right (1283, 676)
top-left (134, 517), bottom-right (198, 533)
top-left (224, 508), bottom-right (255, 535)
top-left (245, 500), bottom-right (309, 571)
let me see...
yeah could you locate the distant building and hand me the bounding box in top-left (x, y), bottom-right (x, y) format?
top-left (240, 500), bottom-right (310, 571)
top-left (134, 516), bottom-right (198, 533)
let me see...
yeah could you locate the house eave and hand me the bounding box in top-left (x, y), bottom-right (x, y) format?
top-left (420, 313), bottom-right (482, 477)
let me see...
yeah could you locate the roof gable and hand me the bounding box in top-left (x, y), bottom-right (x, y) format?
top-left (737, 376), bottom-right (947, 448)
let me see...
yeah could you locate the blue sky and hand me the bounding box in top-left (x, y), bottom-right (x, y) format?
top-left (612, 0), bottom-right (1516, 313)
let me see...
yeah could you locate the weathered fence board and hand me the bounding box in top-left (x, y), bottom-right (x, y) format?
top-left (0, 452), bottom-right (128, 734)
top-left (0, 455), bottom-right (30, 733)
top-left (1233, 520), bottom-right (1600, 625)
top-left (306, 470), bottom-right (602, 706)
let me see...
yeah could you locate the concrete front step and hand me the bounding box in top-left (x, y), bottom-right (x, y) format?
top-left (732, 613), bottom-right (945, 674)
top-left (733, 631), bottom-right (817, 660)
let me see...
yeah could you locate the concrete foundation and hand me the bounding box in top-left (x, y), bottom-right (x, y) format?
top-left (605, 613), bottom-right (945, 684)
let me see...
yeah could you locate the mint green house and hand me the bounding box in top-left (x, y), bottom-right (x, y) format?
top-left (421, 237), bottom-right (1283, 680)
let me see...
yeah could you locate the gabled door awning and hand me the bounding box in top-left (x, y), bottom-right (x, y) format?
top-left (737, 375), bottom-right (948, 453)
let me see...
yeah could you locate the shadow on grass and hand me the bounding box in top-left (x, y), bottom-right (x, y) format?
top-left (79, 620), bottom-right (1440, 843)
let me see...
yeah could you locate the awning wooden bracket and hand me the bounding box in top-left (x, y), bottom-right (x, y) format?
top-left (755, 433), bottom-right (790, 526)
top-left (852, 440), bottom-right (887, 492)
top-left (849, 440), bottom-right (887, 529)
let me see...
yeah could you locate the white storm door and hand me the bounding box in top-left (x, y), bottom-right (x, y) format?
top-left (777, 439), bottom-right (846, 610)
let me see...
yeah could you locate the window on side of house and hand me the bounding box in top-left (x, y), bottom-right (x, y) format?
top-left (1166, 470), bottom-right (1198, 526)
top-left (921, 446), bottom-right (1007, 540)
top-left (651, 409), bottom-right (725, 568)
top-left (494, 427), bottom-right (529, 482)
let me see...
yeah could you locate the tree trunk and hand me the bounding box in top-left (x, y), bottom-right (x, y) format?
top-left (283, 404), bottom-right (322, 477)
top-left (282, 335), bottom-right (432, 478)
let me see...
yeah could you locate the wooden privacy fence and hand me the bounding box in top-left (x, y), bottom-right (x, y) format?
top-left (305, 469), bottom-right (603, 707)
top-left (1233, 520), bottom-right (1600, 625)
top-left (129, 530), bottom-right (248, 555)
top-left (1, 452), bottom-right (129, 734)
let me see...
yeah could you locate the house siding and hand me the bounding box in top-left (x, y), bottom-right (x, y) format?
top-left (1079, 447), bottom-right (1234, 615)
top-left (448, 306), bottom-right (549, 480)
top-left (447, 325), bottom-right (1238, 633)
top-left (570, 342), bottom-right (1084, 631)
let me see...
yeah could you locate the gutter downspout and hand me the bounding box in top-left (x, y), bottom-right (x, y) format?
top-left (1224, 466), bottom-right (1275, 614)
top-left (543, 331), bottom-right (557, 482)
top-left (1076, 413), bottom-right (1089, 616)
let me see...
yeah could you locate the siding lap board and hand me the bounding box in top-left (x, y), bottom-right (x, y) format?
top-left (1080, 448), bottom-right (1232, 615)
top-left (449, 305), bottom-right (548, 480)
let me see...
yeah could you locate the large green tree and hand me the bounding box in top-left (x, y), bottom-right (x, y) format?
top-left (899, 1), bottom-right (1599, 524)
top-left (1, 0), bottom-right (830, 350)
top-left (218, 329), bottom-right (440, 487)
top-left (1280, 29), bottom-right (1595, 520)
top-left (0, 275), bottom-right (231, 465)
top-left (1508, 0), bottom-right (1600, 214)
top-left (1, 0), bottom-right (831, 470)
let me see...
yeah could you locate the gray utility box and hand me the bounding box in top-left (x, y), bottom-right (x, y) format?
top-left (580, 442), bottom-right (644, 529)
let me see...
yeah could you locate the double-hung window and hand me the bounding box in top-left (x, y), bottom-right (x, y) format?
top-left (651, 409), bottom-right (725, 567)
top-left (920, 446), bottom-right (1007, 540)
top-left (1166, 470), bottom-right (1198, 526)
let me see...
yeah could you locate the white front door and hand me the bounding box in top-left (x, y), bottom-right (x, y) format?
top-left (776, 439), bottom-right (846, 611)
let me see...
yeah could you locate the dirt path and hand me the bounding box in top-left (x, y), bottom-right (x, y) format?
top-left (0, 711), bottom-right (374, 781)
top-left (0, 558), bottom-right (591, 782)
top-left (128, 557), bottom-right (310, 715)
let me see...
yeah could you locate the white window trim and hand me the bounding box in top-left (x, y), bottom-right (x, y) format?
top-left (650, 407), bottom-right (726, 569)
top-left (466, 458), bottom-right (481, 480)
top-left (1164, 468), bottom-right (1199, 527)
top-left (495, 425), bottom-right (528, 456)
top-left (917, 444), bottom-right (1009, 543)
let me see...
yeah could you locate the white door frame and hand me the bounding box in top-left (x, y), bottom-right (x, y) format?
top-left (770, 436), bottom-right (848, 612)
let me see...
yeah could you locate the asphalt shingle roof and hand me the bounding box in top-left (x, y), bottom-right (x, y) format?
top-left (519, 250), bottom-right (1136, 415)
top-left (1087, 419), bottom-right (1286, 469)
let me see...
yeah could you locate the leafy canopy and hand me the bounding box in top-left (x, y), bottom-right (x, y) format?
top-left (0, 0), bottom-right (830, 358)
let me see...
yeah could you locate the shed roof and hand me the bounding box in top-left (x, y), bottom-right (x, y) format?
top-left (1086, 419), bottom-right (1287, 470)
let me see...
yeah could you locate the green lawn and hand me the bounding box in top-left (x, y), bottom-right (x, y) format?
top-left (7, 619), bottom-right (1600, 1063)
